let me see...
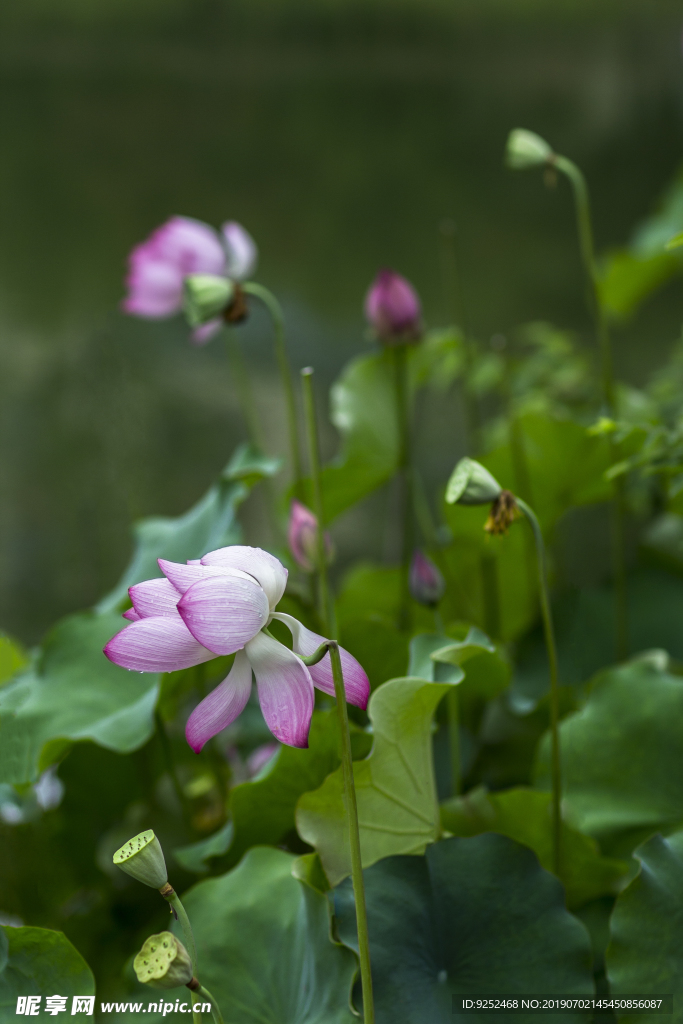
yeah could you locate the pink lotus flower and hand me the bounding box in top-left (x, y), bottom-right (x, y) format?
top-left (122, 217), bottom-right (258, 345)
top-left (104, 545), bottom-right (368, 751)
top-left (364, 268), bottom-right (421, 343)
top-left (409, 550), bottom-right (445, 607)
top-left (288, 500), bottom-right (333, 572)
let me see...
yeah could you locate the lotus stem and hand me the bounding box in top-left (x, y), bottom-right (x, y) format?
top-left (301, 367), bottom-right (333, 636)
top-left (515, 497), bottom-right (562, 876)
top-left (161, 888), bottom-right (201, 1024)
top-left (553, 154), bottom-right (628, 660)
top-left (195, 986), bottom-right (224, 1024)
top-left (329, 642), bottom-right (375, 1024)
top-left (242, 282), bottom-right (303, 493)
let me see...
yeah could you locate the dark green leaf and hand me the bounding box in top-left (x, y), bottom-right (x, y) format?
top-left (334, 834), bottom-right (594, 1023)
top-left (441, 786), bottom-right (628, 910)
top-left (606, 829), bottom-right (683, 1018)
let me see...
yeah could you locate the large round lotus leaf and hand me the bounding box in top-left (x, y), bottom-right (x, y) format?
top-left (179, 846), bottom-right (356, 1024)
top-left (534, 653), bottom-right (683, 840)
top-left (607, 829), bottom-right (683, 1020)
top-left (334, 834), bottom-right (593, 1023)
top-left (0, 926), bottom-right (94, 1021)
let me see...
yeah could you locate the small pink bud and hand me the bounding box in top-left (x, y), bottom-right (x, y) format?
top-left (364, 268), bottom-right (421, 344)
top-left (288, 500), bottom-right (333, 572)
top-left (409, 550), bottom-right (445, 607)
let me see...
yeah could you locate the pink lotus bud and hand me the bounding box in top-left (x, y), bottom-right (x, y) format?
top-left (409, 550), bottom-right (445, 607)
top-left (364, 268), bottom-right (421, 343)
top-left (288, 500), bottom-right (333, 572)
top-left (222, 221), bottom-right (258, 281)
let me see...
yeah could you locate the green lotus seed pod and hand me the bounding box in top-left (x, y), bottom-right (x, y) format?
top-left (113, 830), bottom-right (168, 889)
top-left (445, 457), bottom-right (502, 506)
top-left (183, 274), bottom-right (234, 327)
top-left (134, 932), bottom-right (193, 990)
top-left (505, 128), bottom-right (553, 170)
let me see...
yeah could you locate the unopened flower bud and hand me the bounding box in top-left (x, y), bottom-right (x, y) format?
top-left (134, 932), bottom-right (193, 989)
top-left (113, 830), bottom-right (168, 889)
top-left (183, 274), bottom-right (234, 327)
top-left (222, 221), bottom-right (258, 281)
top-left (446, 457), bottom-right (502, 506)
top-left (505, 129), bottom-right (553, 170)
top-left (288, 500), bottom-right (333, 572)
top-left (409, 550), bottom-right (445, 607)
top-left (364, 268), bottom-right (421, 344)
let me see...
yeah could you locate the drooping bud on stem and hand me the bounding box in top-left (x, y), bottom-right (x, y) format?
top-left (409, 550), bottom-right (445, 607)
top-left (288, 500), bottom-right (333, 572)
top-left (364, 268), bottom-right (422, 345)
top-left (446, 457), bottom-right (502, 506)
top-left (183, 274), bottom-right (235, 327)
top-left (484, 491), bottom-right (520, 535)
top-left (505, 129), bottom-right (554, 170)
top-left (134, 932), bottom-right (193, 989)
top-left (113, 830), bottom-right (168, 889)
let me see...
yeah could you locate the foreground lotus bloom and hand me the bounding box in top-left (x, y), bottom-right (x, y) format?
top-left (288, 500), bottom-right (333, 572)
top-left (104, 545), bottom-right (368, 750)
top-left (409, 550), bottom-right (445, 608)
top-left (122, 216), bottom-right (258, 344)
top-left (364, 268), bottom-right (421, 343)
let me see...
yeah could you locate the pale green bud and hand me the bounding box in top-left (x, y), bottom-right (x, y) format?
top-left (505, 129), bottom-right (553, 170)
top-left (113, 830), bottom-right (168, 889)
top-left (445, 457), bottom-right (502, 506)
top-left (134, 932), bottom-right (193, 989)
top-left (183, 274), bottom-right (234, 327)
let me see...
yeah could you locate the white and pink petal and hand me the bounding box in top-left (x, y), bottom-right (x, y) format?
top-left (177, 573), bottom-right (269, 655)
top-left (201, 546), bottom-right (287, 610)
top-left (272, 613), bottom-right (370, 709)
top-left (245, 631), bottom-right (314, 748)
top-left (129, 576), bottom-right (181, 619)
top-left (185, 651), bottom-right (253, 753)
top-left (104, 616), bottom-right (215, 674)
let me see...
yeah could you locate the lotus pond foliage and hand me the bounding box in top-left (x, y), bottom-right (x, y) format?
top-left (4, 125), bottom-right (683, 1023)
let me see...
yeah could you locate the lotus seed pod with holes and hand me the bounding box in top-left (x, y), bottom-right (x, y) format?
top-left (445, 457), bottom-right (503, 506)
top-left (505, 129), bottom-right (553, 170)
top-left (183, 274), bottom-right (234, 327)
top-left (134, 932), bottom-right (193, 990)
top-left (113, 830), bottom-right (168, 888)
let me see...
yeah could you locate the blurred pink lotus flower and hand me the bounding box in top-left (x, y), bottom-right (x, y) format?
top-left (105, 545), bottom-right (368, 750)
top-left (246, 742), bottom-right (279, 777)
top-left (364, 268), bottom-right (421, 343)
top-left (409, 549), bottom-right (445, 607)
top-left (288, 500), bottom-right (333, 572)
top-left (122, 216), bottom-right (258, 345)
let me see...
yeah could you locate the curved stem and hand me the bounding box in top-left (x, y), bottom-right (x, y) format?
top-left (394, 345), bottom-right (414, 632)
top-left (554, 154), bottom-right (628, 660)
top-left (329, 642), bottom-right (375, 1024)
top-left (162, 890), bottom-right (201, 1024)
top-left (243, 282), bottom-right (303, 492)
top-left (196, 985), bottom-right (224, 1024)
top-left (515, 497), bottom-right (562, 877)
top-left (301, 367), bottom-right (333, 636)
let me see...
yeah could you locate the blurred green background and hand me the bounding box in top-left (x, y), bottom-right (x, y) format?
top-left (1, 0), bottom-right (683, 642)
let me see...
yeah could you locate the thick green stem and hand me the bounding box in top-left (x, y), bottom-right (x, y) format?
top-left (301, 367), bottom-right (333, 636)
top-left (329, 643), bottom-right (375, 1024)
top-left (554, 154), bottom-right (628, 659)
top-left (515, 498), bottom-right (562, 877)
top-left (163, 889), bottom-right (201, 1024)
top-left (243, 282), bottom-right (303, 492)
top-left (394, 345), bottom-right (414, 632)
top-left (196, 985), bottom-right (224, 1024)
